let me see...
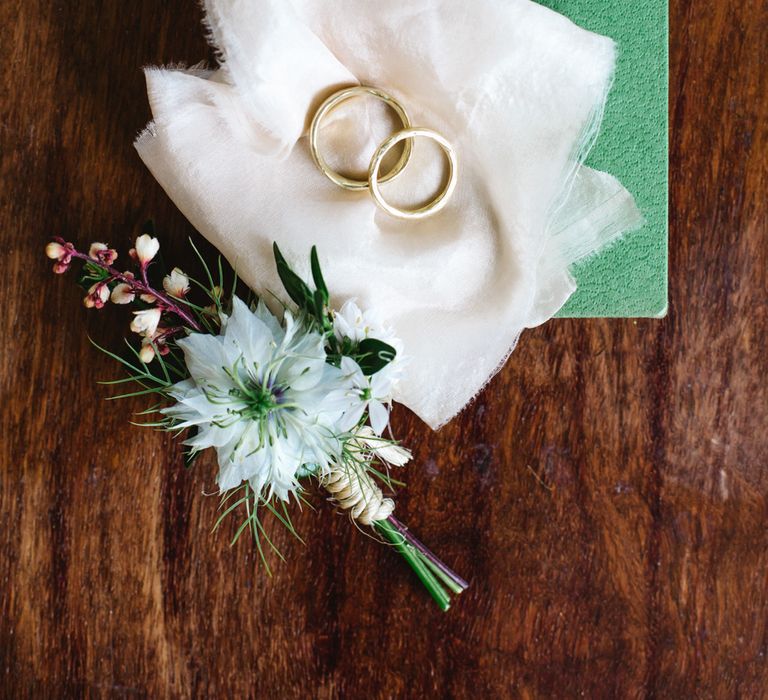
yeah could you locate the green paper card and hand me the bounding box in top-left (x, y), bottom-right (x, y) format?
top-left (539, 0), bottom-right (669, 318)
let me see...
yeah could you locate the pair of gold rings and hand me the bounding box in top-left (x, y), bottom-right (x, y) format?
top-left (309, 86), bottom-right (458, 220)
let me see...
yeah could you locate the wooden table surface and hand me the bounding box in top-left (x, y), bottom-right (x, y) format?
top-left (2, 1), bottom-right (766, 698)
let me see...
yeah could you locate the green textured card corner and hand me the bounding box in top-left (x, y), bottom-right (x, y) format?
top-left (540, 0), bottom-right (669, 318)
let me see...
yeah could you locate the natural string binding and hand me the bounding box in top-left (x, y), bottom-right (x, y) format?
top-left (322, 465), bottom-right (395, 526)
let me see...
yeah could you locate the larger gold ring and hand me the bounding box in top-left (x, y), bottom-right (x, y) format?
top-left (309, 86), bottom-right (413, 191)
top-left (368, 127), bottom-right (458, 220)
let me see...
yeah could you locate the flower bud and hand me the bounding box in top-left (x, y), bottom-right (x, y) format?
top-left (45, 242), bottom-right (66, 260)
top-left (88, 242), bottom-right (118, 265)
top-left (46, 240), bottom-right (74, 271)
top-left (83, 282), bottom-right (110, 309)
top-left (130, 308), bottom-right (162, 336)
top-left (110, 283), bottom-right (135, 304)
top-left (163, 268), bottom-right (190, 297)
top-left (138, 342), bottom-right (156, 364)
top-left (134, 234), bottom-right (159, 265)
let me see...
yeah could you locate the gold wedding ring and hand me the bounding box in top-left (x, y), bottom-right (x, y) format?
top-left (309, 86), bottom-right (413, 191)
top-left (369, 127), bottom-right (458, 220)
top-left (309, 85), bottom-right (458, 218)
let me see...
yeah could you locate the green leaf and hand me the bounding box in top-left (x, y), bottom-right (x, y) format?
top-left (313, 289), bottom-right (326, 323)
top-left (273, 242), bottom-right (312, 310)
top-left (356, 338), bottom-right (397, 375)
top-left (310, 246), bottom-right (329, 303)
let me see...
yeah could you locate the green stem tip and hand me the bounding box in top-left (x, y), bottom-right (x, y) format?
top-left (374, 518), bottom-right (467, 611)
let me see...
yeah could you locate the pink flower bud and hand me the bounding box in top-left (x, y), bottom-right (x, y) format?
top-left (83, 282), bottom-right (110, 309)
top-left (163, 268), bottom-right (190, 297)
top-left (46, 240), bottom-right (74, 270)
top-left (134, 234), bottom-right (159, 265)
top-left (140, 293), bottom-right (157, 304)
top-left (110, 283), bottom-right (135, 304)
top-left (138, 342), bottom-right (156, 364)
top-left (88, 242), bottom-right (118, 265)
top-left (139, 329), bottom-right (171, 363)
top-left (46, 242), bottom-right (66, 260)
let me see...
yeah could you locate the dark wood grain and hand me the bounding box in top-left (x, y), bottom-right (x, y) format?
top-left (1, 1), bottom-right (766, 697)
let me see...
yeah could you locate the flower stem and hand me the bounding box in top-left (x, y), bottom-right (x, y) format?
top-left (387, 514), bottom-right (469, 593)
top-left (375, 518), bottom-right (451, 611)
top-left (67, 248), bottom-right (201, 331)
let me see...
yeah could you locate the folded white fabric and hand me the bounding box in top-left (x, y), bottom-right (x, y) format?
top-left (136, 0), bottom-right (642, 429)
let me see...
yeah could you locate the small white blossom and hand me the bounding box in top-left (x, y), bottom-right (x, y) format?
top-left (134, 234), bottom-right (159, 265)
top-left (110, 282), bottom-right (135, 304)
top-left (163, 268), bottom-right (189, 297)
top-left (333, 299), bottom-right (389, 344)
top-left (130, 307), bottom-right (161, 336)
top-left (338, 357), bottom-right (396, 435)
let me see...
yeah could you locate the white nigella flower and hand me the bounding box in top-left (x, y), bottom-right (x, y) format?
top-left (163, 267), bottom-right (189, 297)
top-left (338, 356), bottom-right (396, 436)
top-left (134, 234), bottom-right (159, 265)
top-left (130, 307), bottom-right (162, 336)
top-left (162, 296), bottom-right (350, 500)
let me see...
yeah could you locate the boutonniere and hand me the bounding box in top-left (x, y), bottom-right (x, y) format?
top-left (46, 230), bottom-right (467, 609)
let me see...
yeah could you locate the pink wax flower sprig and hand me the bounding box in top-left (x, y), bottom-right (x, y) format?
top-left (46, 233), bottom-right (203, 362)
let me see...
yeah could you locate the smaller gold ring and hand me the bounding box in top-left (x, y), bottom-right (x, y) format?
top-left (309, 86), bottom-right (413, 191)
top-left (368, 127), bottom-right (458, 220)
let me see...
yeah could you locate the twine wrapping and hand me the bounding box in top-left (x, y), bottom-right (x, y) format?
top-left (322, 467), bottom-right (395, 526)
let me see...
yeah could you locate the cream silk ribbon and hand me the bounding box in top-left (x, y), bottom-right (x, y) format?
top-left (136, 0), bottom-right (642, 429)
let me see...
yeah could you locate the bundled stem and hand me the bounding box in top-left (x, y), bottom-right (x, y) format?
top-left (374, 517), bottom-right (467, 611)
top-left (322, 463), bottom-right (468, 610)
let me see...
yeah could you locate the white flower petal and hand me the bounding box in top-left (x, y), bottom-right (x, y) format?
top-left (224, 296), bottom-right (273, 369)
top-left (368, 400), bottom-right (390, 435)
top-left (176, 333), bottom-right (235, 386)
top-left (338, 401), bottom-right (366, 433)
top-left (110, 283), bottom-right (135, 304)
top-left (217, 458), bottom-right (244, 492)
top-left (253, 300), bottom-right (285, 341)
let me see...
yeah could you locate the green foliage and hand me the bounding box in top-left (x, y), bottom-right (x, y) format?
top-left (272, 243), bottom-right (397, 376)
top-left (356, 338), bottom-right (397, 375)
top-left (77, 261), bottom-right (110, 291)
